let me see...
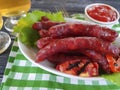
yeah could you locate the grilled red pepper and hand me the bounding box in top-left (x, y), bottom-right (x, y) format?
top-left (56, 59), bottom-right (99, 77)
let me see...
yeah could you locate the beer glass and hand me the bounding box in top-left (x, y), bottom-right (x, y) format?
top-left (0, 14), bottom-right (2, 29)
top-left (0, 0), bottom-right (31, 32)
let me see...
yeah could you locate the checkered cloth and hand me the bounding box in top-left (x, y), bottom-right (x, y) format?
top-left (0, 38), bottom-right (120, 90)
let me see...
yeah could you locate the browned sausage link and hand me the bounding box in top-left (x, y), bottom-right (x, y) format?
top-left (81, 50), bottom-right (112, 73)
top-left (32, 22), bottom-right (42, 30)
top-left (49, 50), bottom-right (112, 73)
top-left (40, 16), bottom-right (50, 22)
top-left (39, 30), bottom-right (49, 37)
top-left (48, 22), bottom-right (118, 42)
top-left (41, 21), bottom-right (65, 30)
top-left (32, 21), bottom-right (65, 31)
top-left (36, 37), bottom-right (120, 62)
top-left (37, 37), bottom-right (55, 49)
top-left (48, 54), bottom-right (88, 65)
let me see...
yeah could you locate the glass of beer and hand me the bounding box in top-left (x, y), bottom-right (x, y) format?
top-left (0, 0), bottom-right (31, 32)
top-left (0, 14), bottom-right (3, 29)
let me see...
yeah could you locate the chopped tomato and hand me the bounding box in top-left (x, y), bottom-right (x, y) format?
top-left (56, 60), bottom-right (83, 75)
top-left (116, 57), bottom-right (120, 71)
top-left (56, 59), bottom-right (99, 77)
top-left (79, 62), bottom-right (99, 77)
top-left (106, 55), bottom-right (119, 73)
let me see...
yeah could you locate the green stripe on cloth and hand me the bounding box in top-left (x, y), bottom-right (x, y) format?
top-left (2, 86), bottom-right (63, 90)
top-left (4, 69), bottom-right (11, 75)
top-left (1, 39), bottom-right (120, 90)
top-left (3, 79), bottom-right (120, 90)
top-left (15, 54), bottom-right (28, 60)
top-left (11, 46), bottom-right (19, 52)
top-left (8, 57), bottom-right (15, 63)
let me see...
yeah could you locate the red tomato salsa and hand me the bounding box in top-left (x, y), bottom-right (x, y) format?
top-left (87, 5), bottom-right (118, 22)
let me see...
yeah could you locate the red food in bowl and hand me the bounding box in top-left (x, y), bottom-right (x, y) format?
top-left (85, 3), bottom-right (119, 25)
top-left (87, 5), bottom-right (117, 22)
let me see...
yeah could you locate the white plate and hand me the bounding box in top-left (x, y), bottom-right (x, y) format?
top-left (18, 18), bottom-right (120, 81)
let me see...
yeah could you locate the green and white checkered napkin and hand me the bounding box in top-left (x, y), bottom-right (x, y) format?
top-left (0, 38), bottom-right (120, 90)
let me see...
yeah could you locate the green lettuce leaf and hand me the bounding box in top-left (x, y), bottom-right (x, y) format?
top-left (14, 10), bottom-right (65, 46)
top-left (112, 24), bottom-right (120, 33)
top-left (71, 14), bottom-right (85, 20)
top-left (102, 73), bottom-right (120, 86)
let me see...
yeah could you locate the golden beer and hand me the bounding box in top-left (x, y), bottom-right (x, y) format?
top-left (0, 0), bottom-right (31, 17)
top-left (0, 14), bottom-right (3, 29)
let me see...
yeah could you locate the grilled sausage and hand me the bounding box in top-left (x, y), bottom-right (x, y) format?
top-left (36, 37), bottom-right (119, 62)
top-left (48, 22), bottom-right (118, 42)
